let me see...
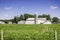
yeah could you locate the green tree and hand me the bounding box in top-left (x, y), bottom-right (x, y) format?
top-left (13, 16), bottom-right (19, 24)
top-left (19, 15), bottom-right (24, 21)
top-left (52, 17), bottom-right (59, 23)
top-left (38, 15), bottom-right (42, 18)
top-left (3, 20), bottom-right (9, 24)
top-left (24, 13), bottom-right (34, 20)
top-left (38, 14), bottom-right (51, 20)
top-left (46, 14), bottom-right (51, 20)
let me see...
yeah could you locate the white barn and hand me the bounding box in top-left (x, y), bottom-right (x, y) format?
top-left (25, 18), bottom-right (35, 24)
top-left (43, 21), bottom-right (51, 24)
top-left (18, 20), bottom-right (25, 24)
top-left (8, 21), bottom-right (12, 24)
top-left (25, 13), bottom-right (51, 24)
top-left (25, 18), bottom-right (51, 24)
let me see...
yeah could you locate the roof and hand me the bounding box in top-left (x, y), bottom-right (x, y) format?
top-left (26, 18), bottom-right (34, 21)
top-left (43, 20), bottom-right (51, 24)
top-left (26, 18), bottom-right (46, 21)
top-left (38, 18), bottom-right (46, 21)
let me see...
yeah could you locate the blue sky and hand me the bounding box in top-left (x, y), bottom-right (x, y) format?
top-left (0, 0), bottom-right (60, 19)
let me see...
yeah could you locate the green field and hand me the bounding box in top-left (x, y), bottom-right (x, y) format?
top-left (0, 24), bottom-right (60, 40)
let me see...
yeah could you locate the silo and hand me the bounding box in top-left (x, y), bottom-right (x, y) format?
top-left (34, 12), bottom-right (38, 24)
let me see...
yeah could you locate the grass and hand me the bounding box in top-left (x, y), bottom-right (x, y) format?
top-left (0, 24), bottom-right (60, 40)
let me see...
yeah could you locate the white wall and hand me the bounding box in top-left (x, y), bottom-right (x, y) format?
top-left (0, 21), bottom-right (5, 24)
top-left (25, 21), bottom-right (34, 24)
top-left (18, 21), bottom-right (25, 24)
top-left (43, 21), bottom-right (51, 24)
top-left (8, 22), bottom-right (12, 24)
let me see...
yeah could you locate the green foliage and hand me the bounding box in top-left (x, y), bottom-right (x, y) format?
top-left (38, 14), bottom-right (51, 20)
top-left (12, 13), bottom-right (34, 23)
top-left (12, 16), bottom-right (19, 24)
top-left (52, 17), bottom-right (59, 23)
top-left (24, 13), bottom-right (34, 20)
top-left (19, 15), bottom-right (24, 21)
top-left (0, 24), bottom-right (60, 40)
top-left (3, 20), bottom-right (9, 24)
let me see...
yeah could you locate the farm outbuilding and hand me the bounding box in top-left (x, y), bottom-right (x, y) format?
top-left (25, 18), bottom-right (51, 24)
top-left (0, 21), bottom-right (5, 24)
top-left (18, 20), bottom-right (25, 24)
top-left (8, 21), bottom-right (12, 24)
top-left (25, 13), bottom-right (51, 24)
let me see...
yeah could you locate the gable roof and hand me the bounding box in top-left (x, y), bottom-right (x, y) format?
top-left (26, 18), bottom-right (34, 21)
top-left (38, 18), bottom-right (46, 21)
top-left (26, 18), bottom-right (46, 21)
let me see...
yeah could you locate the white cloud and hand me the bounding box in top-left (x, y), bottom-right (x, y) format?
top-left (50, 5), bottom-right (58, 10)
top-left (4, 14), bottom-right (8, 17)
top-left (3, 14), bottom-right (10, 19)
top-left (5, 7), bottom-right (12, 10)
top-left (0, 14), bottom-right (10, 20)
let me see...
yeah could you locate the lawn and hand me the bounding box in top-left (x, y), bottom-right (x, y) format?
top-left (0, 24), bottom-right (60, 40)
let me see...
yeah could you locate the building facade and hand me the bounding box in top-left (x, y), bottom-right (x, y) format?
top-left (25, 18), bottom-right (51, 24)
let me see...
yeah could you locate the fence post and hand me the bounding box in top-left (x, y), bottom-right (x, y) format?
top-left (1, 30), bottom-right (3, 40)
top-left (54, 30), bottom-right (57, 40)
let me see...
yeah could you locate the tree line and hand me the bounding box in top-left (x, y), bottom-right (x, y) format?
top-left (0, 13), bottom-right (60, 24)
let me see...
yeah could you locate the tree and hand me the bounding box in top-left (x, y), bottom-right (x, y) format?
top-left (24, 13), bottom-right (34, 20)
top-left (11, 13), bottom-right (34, 23)
top-left (19, 15), bottom-right (24, 21)
top-left (38, 15), bottom-right (42, 18)
top-left (46, 14), bottom-right (51, 20)
top-left (38, 14), bottom-right (51, 21)
top-left (52, 17), bottom-right (59, 23)
top-left (3, 20), bottom-right (9, 24)
top-left (13, 16), bottom-right (19, 24)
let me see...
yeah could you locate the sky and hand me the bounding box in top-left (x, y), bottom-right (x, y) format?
top-left (0, 0), bottom-right (60, 19)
